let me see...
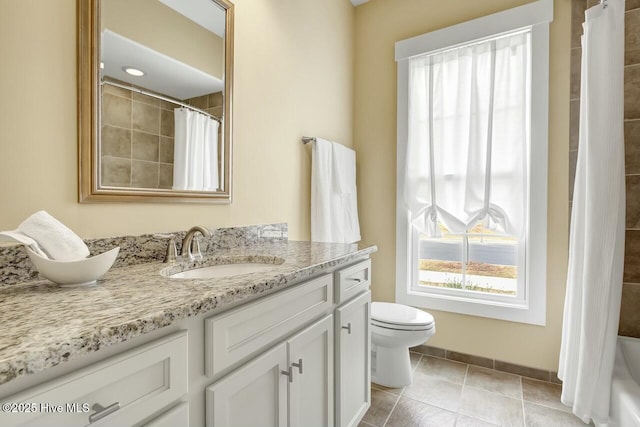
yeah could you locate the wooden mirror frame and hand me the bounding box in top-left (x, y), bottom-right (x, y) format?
top-left (77, 0), bottom-right (234, 203)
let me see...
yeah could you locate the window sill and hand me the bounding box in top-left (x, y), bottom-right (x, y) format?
top-left (396, 289), bottom-right (546, 326)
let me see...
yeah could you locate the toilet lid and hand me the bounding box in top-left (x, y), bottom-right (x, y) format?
top-left (371, 302), bottom-right (434, 328)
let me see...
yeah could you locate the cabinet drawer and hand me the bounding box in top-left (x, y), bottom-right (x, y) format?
top-left (335, 259), bottom-right (371, 305)
top-left (205, 274), bottom-right (333, 378)
top-left (1, 331), bottom-right (188, 427)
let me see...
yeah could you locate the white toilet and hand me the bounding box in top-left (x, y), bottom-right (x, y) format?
top-left (371, 302), bottom-right (435, 388)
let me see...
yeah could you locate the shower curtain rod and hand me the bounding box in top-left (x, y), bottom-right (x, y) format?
top-left (101, 80), bottom-right (222, 124)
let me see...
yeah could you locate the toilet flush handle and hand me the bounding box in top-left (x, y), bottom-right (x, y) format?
top-left (342, 323), bottom-right (352, 334)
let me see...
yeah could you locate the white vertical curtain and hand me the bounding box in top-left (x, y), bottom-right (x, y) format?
top-left (404, 30), bottom-right (530, 238)
top-left (559, 0), bottom-right (625, 423)
top-left (173, 108), bottom-right (220, 191)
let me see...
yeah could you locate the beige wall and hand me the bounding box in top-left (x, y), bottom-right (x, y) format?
top-left (354, 0), bottom-right (571, 370)
top-left (0, 0), bottom-right (354, 240)
top-left (102, 0), bottom-right (224, 79)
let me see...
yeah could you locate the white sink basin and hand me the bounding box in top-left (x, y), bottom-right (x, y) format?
top-left (168, 262), bottom-right (281, 279)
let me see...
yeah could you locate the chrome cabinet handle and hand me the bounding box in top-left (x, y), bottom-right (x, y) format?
top-left (89, 402), bottom-right (120, 424)
top-left (292, 358), bottom-right (303, 374)
top-left (342, 323), bottom-right (352, 334)
top-left (347, 277), bottom-right (363, 283)
top-left (281, 366), bottom-right (293, 383)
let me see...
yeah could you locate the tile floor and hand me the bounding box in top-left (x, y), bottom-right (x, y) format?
top-left (360, 352), bottom-right (592, 427)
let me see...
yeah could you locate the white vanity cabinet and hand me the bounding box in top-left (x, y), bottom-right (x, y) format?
top-left (206, 342), bottom-right (289, 427)
top-left (206, 315), bottom-right (334, 427)
top-left (204, 274), bottom-right (333, 379)
top-left (205, 258), bottom-right (371, 427)
top-left (335, 290), bottom-right (371, 427)
top-left (288, 314), bottom-right (334, 427)
top-left (0, 331), bottom-right (188, 427)
top-left (142, 402), bottom-right (190, 427)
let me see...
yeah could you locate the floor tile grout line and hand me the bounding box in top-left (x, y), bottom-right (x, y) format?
top-left (522, 399), bottom-right (574, 415)
top-left (414, 350), bottom-right (561, 385)
top-left (381, 388), bottom-right (402, 427)
top-left (468, 365), bottom-right (530, 400)
top-left (411, 353), bottom-right (423, 374)
top-left (527, 379), bottom-right (578, 415)
top-left (378, 353), bottom-right (418, 427)
top-left (521, 375), bottom-right (527, 427)
top-left (393, 393), bottom-right (460, 420)
top-left (371, 384), bottom-right (402, 397)
top-left (462, 383), bottom-right (527, 403)
top-left (459, 363), bottom-right (469, 417)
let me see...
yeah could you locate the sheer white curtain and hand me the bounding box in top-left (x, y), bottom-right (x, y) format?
top-left (404, 31), bottom-right (530, 237)
top-left (173, 108), bottom-right (220, 191)
top-left (559, 0), bottom-right (625, 423)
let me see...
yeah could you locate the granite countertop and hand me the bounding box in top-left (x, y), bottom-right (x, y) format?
top-left (0, 240), bottom-right (376, 386)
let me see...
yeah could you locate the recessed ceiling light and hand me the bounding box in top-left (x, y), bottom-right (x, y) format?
top-left (122, 66), bottom-right (145, 77)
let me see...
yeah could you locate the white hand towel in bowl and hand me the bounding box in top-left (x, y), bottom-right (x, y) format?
top-left (0, 230), bottom-right (48, 258)
top-left (0, 211), bottom-right (90, 261)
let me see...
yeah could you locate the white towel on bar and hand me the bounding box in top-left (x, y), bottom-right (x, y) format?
top-left (311, 138), bottom-right (361, 243)
top-left (332, 143), bottom-right (356, 195)
top-left (0, 211), bottom-right (90, 261)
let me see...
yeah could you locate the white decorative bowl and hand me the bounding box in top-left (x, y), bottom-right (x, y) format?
top-left (26, 247), bottom-right (120, 287)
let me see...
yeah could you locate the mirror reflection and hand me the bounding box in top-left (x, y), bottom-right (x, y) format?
top-left (99, 0), bottom-right (226, 192)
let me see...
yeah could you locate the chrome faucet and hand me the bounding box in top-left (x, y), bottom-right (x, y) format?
top-left (181, 226), bottom-right (212, 261)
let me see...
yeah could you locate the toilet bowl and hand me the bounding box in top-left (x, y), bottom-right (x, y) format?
top-left (371, 302), bottom-right (435, 388)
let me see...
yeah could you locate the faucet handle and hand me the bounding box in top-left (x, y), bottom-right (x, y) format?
top-left (164, 237), bottom-right (178, 263)
top-left (190, 236), bottom-right (203, 260)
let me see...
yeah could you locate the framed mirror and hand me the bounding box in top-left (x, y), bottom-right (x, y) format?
top-left (78, 0), bottom-right (234, 203)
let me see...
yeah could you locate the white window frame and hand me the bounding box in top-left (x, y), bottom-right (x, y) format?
top-left (395, 0), bottom-right (552, 325)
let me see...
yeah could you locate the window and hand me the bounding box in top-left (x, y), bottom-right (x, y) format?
top-left (395, 0), bottom-right (552, 325)
top-left (417, 222), bottom-right (522, 299)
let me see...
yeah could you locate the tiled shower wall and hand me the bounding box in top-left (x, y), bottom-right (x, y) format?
top-left (184, 92), bottom-right (224, 119)
top-left (101, 82), bottom-right (223, 190)
top-left (101, 83), bottom-right (176, 189)
top-left (570, 0), bottom-right (640, 337)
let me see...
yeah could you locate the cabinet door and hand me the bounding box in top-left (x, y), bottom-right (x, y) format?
top-left (206, 343), bottom-right (288, 427)
top-left (288, 314), bottom-right (334, 427)
top-left (142, 402), bottom-right (188, 427)
top-left (335, 291), bottom-right (371, 427)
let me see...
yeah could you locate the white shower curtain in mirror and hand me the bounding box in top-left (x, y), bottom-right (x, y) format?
top-left (173, 108), bottom-right (219, 191)
top-left (404, 30), bottom-right (529, 238)
top-left (559, 0), bottom-right (625, 424)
